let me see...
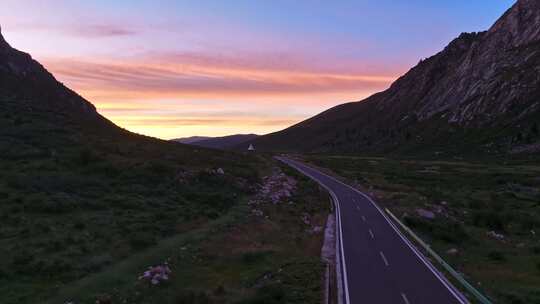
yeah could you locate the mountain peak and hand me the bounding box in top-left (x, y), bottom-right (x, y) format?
top-left (487, 0), bottom-right (540, 47)
top-left (0, 25), bottom-right (9, 48)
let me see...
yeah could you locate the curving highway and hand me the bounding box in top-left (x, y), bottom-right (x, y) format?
top-left (277, 156), bottom-right (468, 304)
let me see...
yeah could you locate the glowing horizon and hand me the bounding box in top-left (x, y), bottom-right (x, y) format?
top-left (0, 0), bottom-right (515, 139)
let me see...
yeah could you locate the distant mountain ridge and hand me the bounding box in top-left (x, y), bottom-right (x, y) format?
top-left (247, 0), bottom-right (540, 155)
top-left (174, 136), bottom-right (212, 144)
top-left (174, 134), bottom-right (258, 150)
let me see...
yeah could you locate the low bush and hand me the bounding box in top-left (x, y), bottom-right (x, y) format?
top-left (488, 250), bottom-right (506, 262)
top-left (236, 284), bottom-right (286, 304)
top-left (471, 211), bottom-right (506, 231)
top-left (175, 290), bottom-right (212, 304)
top-left (129, 232), bottom-right (157, 251)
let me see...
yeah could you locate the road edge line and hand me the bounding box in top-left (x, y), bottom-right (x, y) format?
top-left (276, 157), bottom-right (351, 304)
top-left (286, 158), bottom-right (468, 304)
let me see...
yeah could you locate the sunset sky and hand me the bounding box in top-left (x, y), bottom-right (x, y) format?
top-left (0, 0), bottom-right (515, 139)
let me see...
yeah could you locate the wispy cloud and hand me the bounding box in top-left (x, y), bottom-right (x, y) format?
top-left (70, 25), bottom-right (137, 38)
top-left (9, 22), bottom-right (138, 38)
top-left (120, 117), bottom-right (300, 127)
top-left (43, 51), bottom-right (397, 99)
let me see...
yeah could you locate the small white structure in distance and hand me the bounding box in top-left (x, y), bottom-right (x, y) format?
top-left (248, 144), bottom-right (255, 151)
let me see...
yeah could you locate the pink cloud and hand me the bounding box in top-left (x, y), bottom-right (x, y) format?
top-left (42, 51), bottom-right (399, 100)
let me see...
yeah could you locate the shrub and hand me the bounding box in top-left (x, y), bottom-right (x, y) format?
top-left (471, 211), bottom-right (505, 231)
top-left (175, 291), bottom-right (211, 304)
top-left (74, 220), bottom-right (86, 230)
top-left (241, 251), bottom-right (270, 264)
top-left (488, 250), bottom-right (506, 262)
top-left (404, 216), bottom-right (469, 243)
top-left (128, 232), bottom-right (157, 250)
top-left (12, 251), bottom-right (34, 266)
top-left (236, 284), bottom-right (286, 304)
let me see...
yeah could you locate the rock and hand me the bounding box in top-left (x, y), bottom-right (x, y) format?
top-left (301, 213), bottom-right (311, 225)
top-left (251, 209), bottom-right (263, 217)
top-left (446, 248), bottom-right (459, 255)
top-left (416, 208), bottom-right (436, 220)
top-left (216, 168), bottom-right (225, 175)
top-left (440, 201), bottom-right (448, 206)
top-left (311, 226), bottom-right (323, 234)
top-left (487, 230), bottom-right (505, 240)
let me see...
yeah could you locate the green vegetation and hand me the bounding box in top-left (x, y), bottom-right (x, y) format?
top-left (305, 155), bottom-right (540, 304)
top-left (0, 99), bottom-right (328, 303)
top-left (0, 100), bottom-right (260, 303)
top-left (45, 161), bottom-right (329, 304)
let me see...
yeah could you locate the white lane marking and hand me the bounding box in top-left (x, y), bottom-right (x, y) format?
top-left (278, 158), bottom-right (468, 304)
top-left (369, 229), bottom-right (375, 239)
top-left (361, 215), bottom-right (366, 222)
top-left (278, 158), bottom-right (351, 304)
top-left (401, 293), bottom-right (411, 304)
top-left (380, 251), bottom-right (389, 266)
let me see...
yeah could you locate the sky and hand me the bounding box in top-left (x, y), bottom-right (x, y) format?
top-left (0, 0), bottom-right (515, 139)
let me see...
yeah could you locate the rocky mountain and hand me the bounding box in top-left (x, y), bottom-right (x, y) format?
top-left (247, 0), bottom-right (540, 156)
top-left (174, 134), bottom-right (258, 150)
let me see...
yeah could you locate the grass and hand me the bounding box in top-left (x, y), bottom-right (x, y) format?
top-left (304, 155), bottom-right (540, 304)
top-left (41, 159), bottom-right (330, 304)
top-left (0, 99), bottom-right (263, 303)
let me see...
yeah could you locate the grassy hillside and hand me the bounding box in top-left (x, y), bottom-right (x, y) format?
top-left (0, 97), bottom-right (265, 303)
top-left (304, 155), bottom-right (540, 303)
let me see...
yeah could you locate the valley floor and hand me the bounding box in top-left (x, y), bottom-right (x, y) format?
top-left (303, 155), bottom-right (540, 304)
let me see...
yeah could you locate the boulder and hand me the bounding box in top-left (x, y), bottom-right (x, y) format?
top-left (416, 208), bottom-right (436, 220)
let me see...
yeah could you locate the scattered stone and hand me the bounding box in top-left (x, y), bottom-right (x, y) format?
top-left (302, 213), bottom-right (311, 225)
top-left (440, 201), bottom-right (448, 206)
top-left (446, 248), bottom-right (459, 255)
top-left (532, 230), bottom-right (536, 236)
top-left (487, 231), bottom-right (505, 240)
top-left (416, 208), bottom-right (436, 220)
top-left (216, 168), bottom-right (225, 175)
top-left (139, 264), bottom-right (172, 285)
top-left (254, 168), bottom-right (297, 204)
top-left (251, 209), bottom-right (264, 217)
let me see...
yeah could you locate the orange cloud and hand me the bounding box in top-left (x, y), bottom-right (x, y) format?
top-left (39, 51), bottom-right (402, 138)
top-left (43, 52), bottom-right (397, 99)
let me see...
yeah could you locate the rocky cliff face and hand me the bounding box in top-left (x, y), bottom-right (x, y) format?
top-left (249, 0), bottom-right (540, 155)
top-left (391, 0), bottom-right (540, 126)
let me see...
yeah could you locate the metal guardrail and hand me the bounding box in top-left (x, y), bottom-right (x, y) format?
top-left (385, 208), bottom-right (493, 304)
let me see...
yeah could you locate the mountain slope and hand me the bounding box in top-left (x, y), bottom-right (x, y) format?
top-left (248, 0), bottom-right (540, 156)
top-left (174, 134), bottom-right (258, 150)
top-left (0, 27), bottom-right (262, 304)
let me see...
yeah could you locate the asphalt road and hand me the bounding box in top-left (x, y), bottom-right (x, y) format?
top-left (277, 157), bottom-right (467, 304)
